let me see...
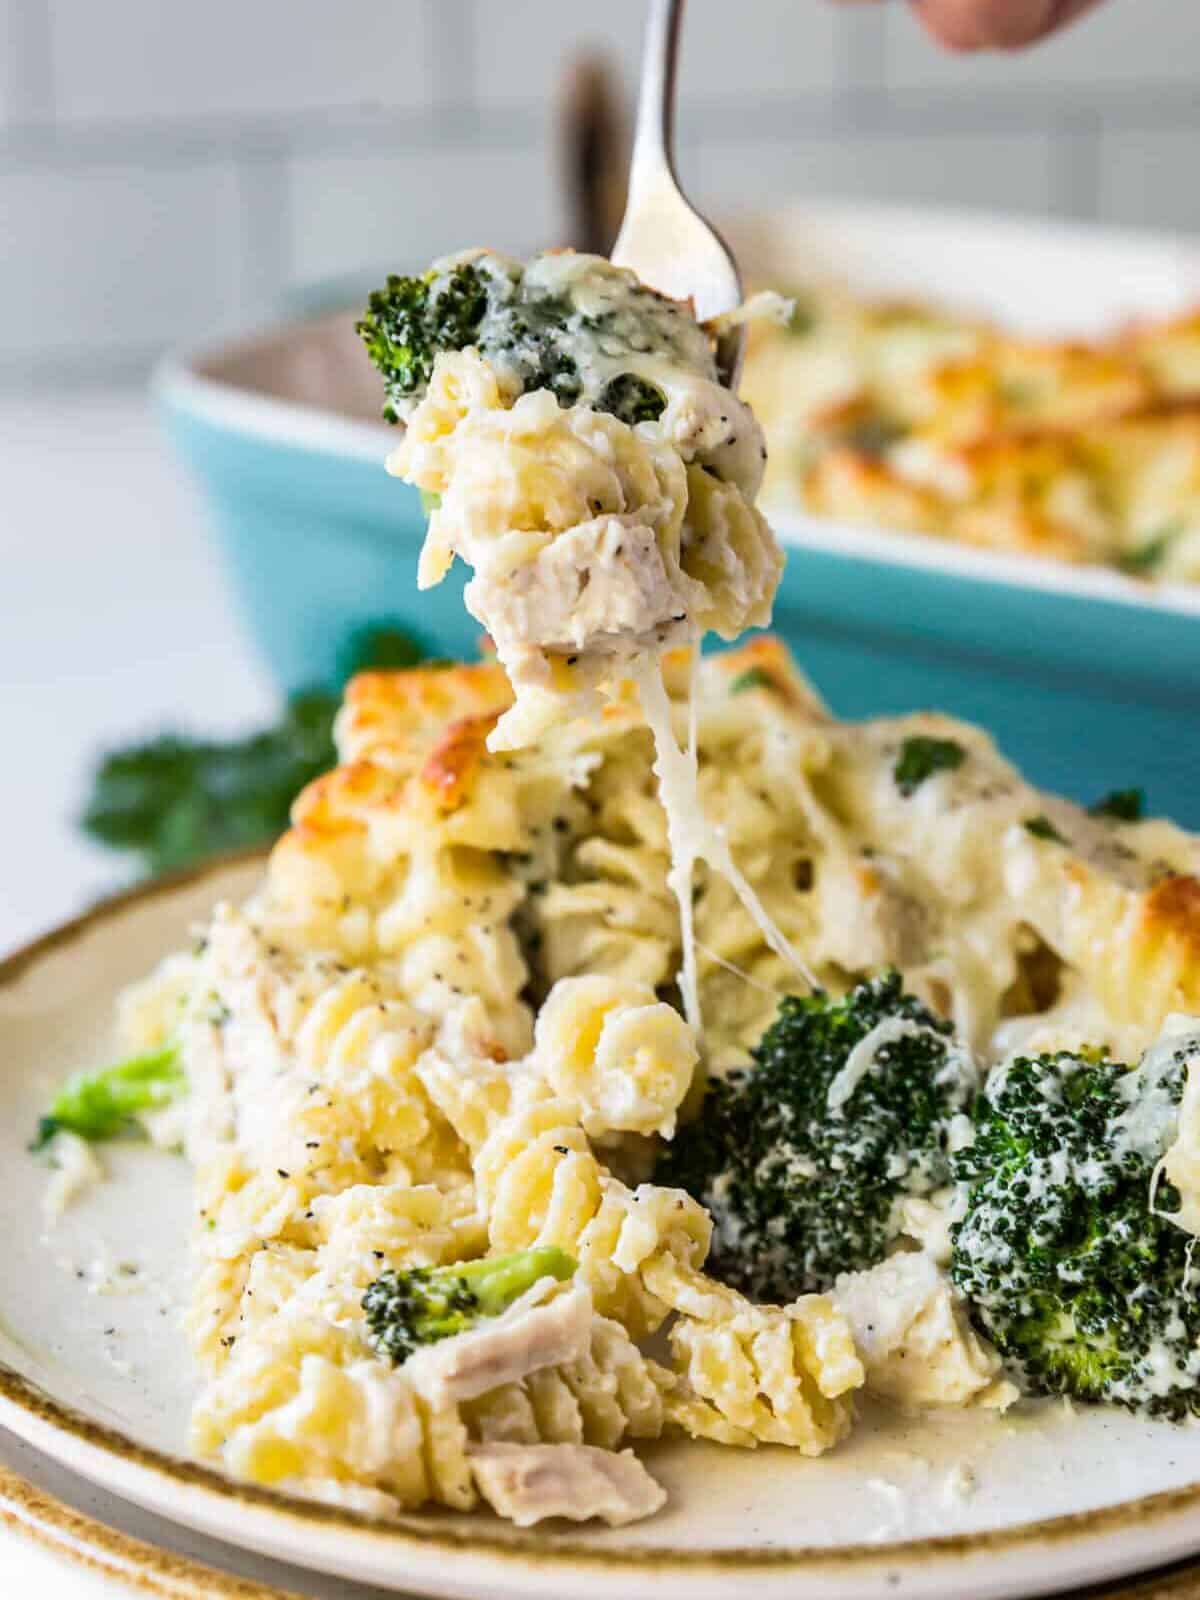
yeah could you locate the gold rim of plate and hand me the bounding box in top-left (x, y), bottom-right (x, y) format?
top-left (4, 853), bottom-right (1200, 1591)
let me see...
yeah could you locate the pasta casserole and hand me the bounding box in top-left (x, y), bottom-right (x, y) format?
top-left (106, 637), bottom-right (1200, 1524)
top-left (741, 285), bottom-right (1200, 580)
top-left (37, 248), bottom-right (1200, 1531)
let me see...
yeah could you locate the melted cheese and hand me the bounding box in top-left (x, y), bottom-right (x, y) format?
top-left (389, 251), bottom-right (794, 1034)
top-left (633, 651), bottom-right (814, 1034)
top-left (392, 251), bottom-right (782, 752)
top-left (826, 1017), bottom-right (941, 1112)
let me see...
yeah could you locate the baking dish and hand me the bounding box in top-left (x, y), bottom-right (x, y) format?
top-left (156, 201), bottom-right (1200, 822)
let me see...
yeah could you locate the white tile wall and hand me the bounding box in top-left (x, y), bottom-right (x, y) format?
top-left (470, 0), bottom-right (844, 107)
top-left (0, 0), bottom-right (1198, 381)
top-left (0, 2), bottom-right (16, 126)
top-left (680, 2), bottom-right (843, 99)
top-left (470, 0), bottom-right (648, 109)
top-left (1098, 128), bottom-right (1200, 235)
top-left (286, 140), bottom-right (561, 290)
top-left (683, 127), bottom-right (1060, 219)
top-left (1, 0), bottom-right (52, 124)
top-left (46, 0), bottom-right (436, 124)
top-left (0, 160), bottom-right (246, 366)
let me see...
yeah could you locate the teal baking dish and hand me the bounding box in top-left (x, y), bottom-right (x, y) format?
top-left (156, 203), bottom-right (1200, 824)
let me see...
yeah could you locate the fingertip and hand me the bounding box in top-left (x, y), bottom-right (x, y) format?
top-left (910, 1), bottom-right (989, 52)
top-left (911, 0), bottom-right (1062, 50)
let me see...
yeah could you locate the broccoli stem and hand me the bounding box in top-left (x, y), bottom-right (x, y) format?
top-left (32, 1043), bottom-right (184, 1151)
top-left (362, 1246), bottom-right (578, 1364)
top-left (453, 1246), bottom-right (577, 1317)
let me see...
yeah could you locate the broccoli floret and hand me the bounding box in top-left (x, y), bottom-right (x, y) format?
top-left (32, 1044), bottom-right (185, 1152)
top-left (656, 973), bottom-right (976, 1302)
top-left (595, 373), bottom-right (667, 426)
top-left (358, 249), bottom-right (712, 426)
top-left (362, 1247), bottom-right (577, 1365)
top-left (357, 264), bottom-right (490, 423)
top-left (950, 1042), bottom-right (1200, 1417)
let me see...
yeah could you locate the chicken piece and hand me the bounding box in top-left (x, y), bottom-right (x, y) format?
top-left (833, 1251), bottom-right (1015, 1409)
top-left (469, 1441), bottom-right (666, 1526)
top-left (404, 1280), bottom-right (593, 1409)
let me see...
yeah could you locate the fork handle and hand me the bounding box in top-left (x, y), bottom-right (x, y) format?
top-left (626, 0), bottom-right (684, 201)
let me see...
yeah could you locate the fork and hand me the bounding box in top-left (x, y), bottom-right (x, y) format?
top-left (611, 0), bottom-right (746, 390)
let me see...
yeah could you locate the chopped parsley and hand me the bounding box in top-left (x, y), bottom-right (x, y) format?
top-left (787, 298), bottom-right (815, 337)
top-left (1089, 788), bottom-right (1145, 823)
top-left (1118, 523), bottom-right (1183, 577)
top-left (844, 416), bottom-right (907, 460)
top-left (730, 666), bottom-right (775, 695)
top-left (1025, 814), bottom-right (1067, 844)
top-left (893, 736), bottom-right (966, 796)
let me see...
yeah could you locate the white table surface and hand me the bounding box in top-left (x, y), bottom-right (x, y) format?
top-left (0, 384), bottom-right (275, 1591)
top-left (1, 385), bottom-right (276, 956)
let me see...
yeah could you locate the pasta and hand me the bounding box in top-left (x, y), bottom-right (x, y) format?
top-left (531, 975), bottom-right (697, 1140)
top-left (108, 627), bottom-right (1200, 1522)
top-left (390, 252), bottom-right (783, 751)
top-left (381, 256), bottom-right (808, 1046)
top-left (85, 249), bottom-right (1200, 1531)
top-left (741, 282), bottom-right (1200, 581)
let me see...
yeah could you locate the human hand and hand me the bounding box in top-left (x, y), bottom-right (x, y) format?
top-left (839, 0), bottom-right (1105, 50)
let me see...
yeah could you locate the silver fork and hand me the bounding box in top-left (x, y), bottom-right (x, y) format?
top-left (611, 0), bottom-right (746, 390)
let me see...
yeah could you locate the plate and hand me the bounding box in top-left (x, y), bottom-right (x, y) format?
top-left (5, 1427), bottom-right (1200, 1600)
top-left (0, 1427), bottom-right (309, 1599)
top-left (6, 859), bottom-right (1200, 1600)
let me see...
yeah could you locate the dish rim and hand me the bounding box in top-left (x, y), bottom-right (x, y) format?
top-left (0, 1461), bottom-right (295, 1600)
top-left (156, 338), bottom-right (1200, 623)
top-left (154, 196), bottom-right (1200, 625)
top-left (7, 855), bottom-right (1200, 1583)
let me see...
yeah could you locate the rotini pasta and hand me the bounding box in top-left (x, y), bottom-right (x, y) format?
top-left (471, 1096), bottom-right (711, 1339)
top-left (661, 1287), bottom-right (861, 1453)
top-left (415, 1027), bottom-right (860, 1448)
top-left (532, 975), bottom-right (698, 1140)
top-left (388, 251), bottom-right (783, 751)
top-left (78, 231), bottom-right (1200, 1533)
top-left (113, 611), bottom-right (1198, 1513)
top-left (134, 628), bottom-right (1200, 1522)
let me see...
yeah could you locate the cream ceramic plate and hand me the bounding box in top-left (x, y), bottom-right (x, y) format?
top-left (5, 859), bottom-right (1200, 1600)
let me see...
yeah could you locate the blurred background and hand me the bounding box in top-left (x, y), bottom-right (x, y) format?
top-left (3, 0), bottom-right (1199, 950)
top-left (3, 0), bottom-right (1199, 387)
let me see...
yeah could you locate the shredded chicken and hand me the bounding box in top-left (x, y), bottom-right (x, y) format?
top-left (833, 1252), bottom-right (1016, 1410)
top-left (469, 1441), bottom-right (667, 1526)
top-left (478, 519), bottom-right (685, 666)
top-left (403, 1280), bottom-right (594, 1409)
